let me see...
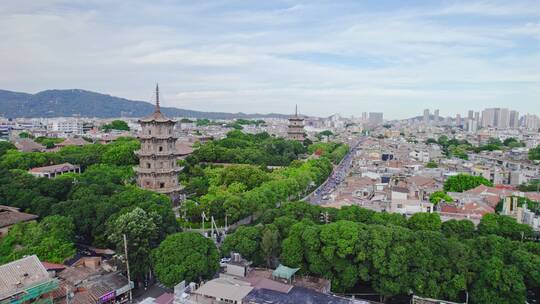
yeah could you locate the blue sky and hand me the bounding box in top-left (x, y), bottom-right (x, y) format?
top-left (1, 0), bottom-right (539, 118)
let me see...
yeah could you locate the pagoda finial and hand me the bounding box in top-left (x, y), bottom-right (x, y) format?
top-left (295, 104), bottom-right (298, 117)
top-left (155, 83), bottom-right (160, 112)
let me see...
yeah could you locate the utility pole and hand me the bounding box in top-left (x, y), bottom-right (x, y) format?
top-left (123, 234), bottom-right (133, 303)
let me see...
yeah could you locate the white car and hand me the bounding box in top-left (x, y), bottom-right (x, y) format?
top-left (220, 257), bottom-right (231, 266)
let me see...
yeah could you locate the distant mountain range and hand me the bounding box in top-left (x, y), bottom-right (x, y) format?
top-left (0, 89), bottom-right (290, 119)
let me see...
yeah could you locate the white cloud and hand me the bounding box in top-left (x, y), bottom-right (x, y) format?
top-left (0, 0), bottom-right (539, 118)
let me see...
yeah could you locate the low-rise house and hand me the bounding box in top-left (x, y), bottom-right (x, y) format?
top-left (29, 163), bottom-right (80, 178)
top-left (12, 138), bottom-right (45, 152)
top-left (0, 205), bottom-right (38, 237)
top-left (55, 256), bottom-right (133, 304)
top-left (55, 137), bottom-right (90, 148)
top-left (0, 255), bottom-right (59, 304)
top-left (389, 199), bottom-right (433, 214)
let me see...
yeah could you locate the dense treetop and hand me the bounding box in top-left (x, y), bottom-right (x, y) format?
top-left (187, 130), bottom-right (307, 166)
top-left (443, 174), bottom-right (493, 192)
top-left (221, 202), bottom-right (539, 303)
top-left (152, 232), bottom-right (219, 287)
top-left (102, 120), bottom-right (130, 132)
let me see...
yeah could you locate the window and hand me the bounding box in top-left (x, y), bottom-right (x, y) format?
top-left (159, 146), bottom-right (163, 152)
top-left (148, 130), bottom-right (151, 135)
top-left (159, 162), bottom-right (163, 168)
top-left (146, 163), bottom-right (151, 169)
top-left (145, 181), bottom-right (150, 186)
top-left (160, 182), bottom-right (165, 188)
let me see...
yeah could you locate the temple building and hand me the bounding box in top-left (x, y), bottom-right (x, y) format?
top-left (135, 85), bottom-right (182, 201)
top-left (287, 105), bottom-right (305, 141)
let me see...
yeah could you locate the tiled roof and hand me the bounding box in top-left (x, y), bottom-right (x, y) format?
top-left (30, 163), bottom-right (78, 174)
top-left (13, 138), bottom-right (45, 152)
top-left (0, 206), bottom-right (38, 228)
top-left (0, 255), bottom-right (50, 300)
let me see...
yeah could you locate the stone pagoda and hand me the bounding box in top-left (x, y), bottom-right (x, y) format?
top-left (287, 105), bottom-right (305, 141)
top-left (135, 84), bottom-right (182, 201)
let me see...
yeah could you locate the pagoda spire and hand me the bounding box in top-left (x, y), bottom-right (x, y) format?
top-left (295, 104), bottom-right (298, 117)
top-left (155, 83), bottom-right (160, 112)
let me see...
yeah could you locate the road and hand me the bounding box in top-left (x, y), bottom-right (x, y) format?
top-left (306, 137), bottom-right (365, 205)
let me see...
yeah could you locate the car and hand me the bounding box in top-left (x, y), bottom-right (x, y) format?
top-left (219, 257), bottom-right (231, 266)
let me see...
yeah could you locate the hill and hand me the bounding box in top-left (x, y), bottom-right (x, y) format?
top-left (0, 89), bottom-right (289, 119)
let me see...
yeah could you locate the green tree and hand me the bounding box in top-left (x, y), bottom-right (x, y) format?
top-left (0, 141), bottom-right (16, 157)
top-left (470, 257), bottom-right (526, 304)
top-left (443, 174), bottom-right (493, 192)
top-left (261, 227), bottom-right (280, 268)
top-left (109, 207), bottom-right (159, 281)
top-left (503, 137), bottom-right (524, 148)
top-left (152, 232), bottom-right (219, 287)
top-left (425, 161), bottom-right (438, 168)
top-left (478, 213), bottom-right (533, 240)
top-left (221, 226), bottom-right (262, 264)
top-left (429, 191), bottom-right (453, 204)
top-left (408, 212), bottom-right (442, 231)
top-left (102, 120), bottom-right (130, 131)
top-left (441, 219), bottom-right (475, 238)
top-left (530, 145), bottom-right (540, 161)
top-left (0, 215), bottom-right (75, 264)
top-left (101, 137), bottom-right (139, 166)
top-left (18, 131), bottom-right (32, 138)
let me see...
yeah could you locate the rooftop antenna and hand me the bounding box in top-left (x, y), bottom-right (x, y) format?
top-left (155, 83), bottom-right (160, 112)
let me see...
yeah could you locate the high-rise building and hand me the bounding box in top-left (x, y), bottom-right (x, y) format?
top-left (369, 112), bottom-right (384, 124)
top-left (361, 112), bottom-right (368, 121)
top-left (135, 85), bottom-right (182, 201)
top-left (434, 109), bottom-right (440, 123)
top-left (509, 110), bottom-right (520, 129)
top-left (468, 110), bottom-right (474, 120)
top-left (482, 108), bottom-right (511, 128)
top-left (456, 114), bottom-right (461, 127)
top-left (423, 109), bottom-right (430, 123)
top-left (524, 114), bottom-right (540, 131)
top-left (474, 112), bottom-right (480, 122)
top-left (288, 105), bottom-right (305, 141)
top-left (466, 119), bottom-right (478, 133)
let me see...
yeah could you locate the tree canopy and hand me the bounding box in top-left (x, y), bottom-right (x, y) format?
top-left (187, 131), bottom-right (306, 167)
top-left (221, 202), bottom-right (540, 303)
top-left (0, 215), bottom-right (76, 264)
top-left (102, 120), bottom-right (130, 131)
top-left (151, 232), bottom-right (219, 287)
top-left (530, 145), bottom-right (540, 161)
top-left (429, 191), bottom-right (453, 204)
top-left (443, 174), bottom-right (493, 192)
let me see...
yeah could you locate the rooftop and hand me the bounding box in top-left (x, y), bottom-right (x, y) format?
top-left (0, 255), bottom-right (51, 300)
top-left (29, 163), bottom-right (79, 174)
top-left (0, 205), bottom-right (38, 229)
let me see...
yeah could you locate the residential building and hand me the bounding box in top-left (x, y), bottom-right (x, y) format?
top-left (0, 255), bottom-right (59, 304)
top-left (369, 112), bottom-right (384, 124)
top-left (29, 163), bottom-right (81, 178)
top-left (0, 205), bottom-right (38, 237)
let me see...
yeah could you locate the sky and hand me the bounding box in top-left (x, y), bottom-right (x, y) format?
top-left (1, 0), bottom-right (540, 119)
